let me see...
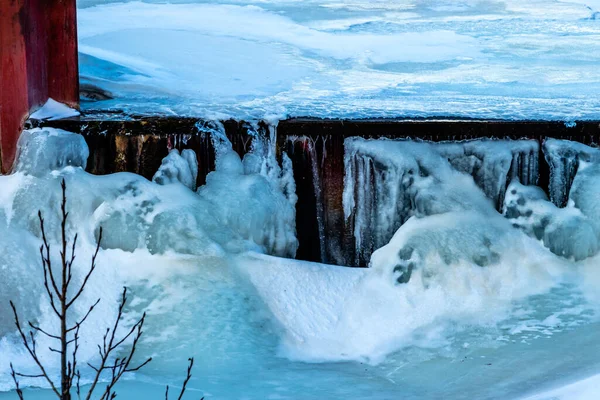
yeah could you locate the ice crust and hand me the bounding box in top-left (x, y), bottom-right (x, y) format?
top-left (343, 137), bottom-right (538, 265)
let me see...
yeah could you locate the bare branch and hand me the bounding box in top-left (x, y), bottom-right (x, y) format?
top-left (10, 301), bottom-right (60, 397)
top-left (67, 298), bottom-right (100, 333)
top-left (66, 228), bottom-right (102, 310)
top-left (38, 211), bottom-right (61, 302)
top-left (29, 322), bottom-right (60, 340)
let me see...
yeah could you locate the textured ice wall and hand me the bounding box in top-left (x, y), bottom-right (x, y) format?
top-left (543, 139), bottom-right (600, 207)
top-left (343, 138), bottom-right (538, 264)
top-left (436, 139), bottom-right (539, 209)
top-left (13, 128), bottom-right (89, 176)
top-left (503, 181), bottom-right (598, 260)
top-left (503, 140), bottom-right (600, 261)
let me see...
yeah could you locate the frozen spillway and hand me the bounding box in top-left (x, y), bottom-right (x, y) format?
top-left (4, 127), bottom-right (600, 400)
top-left (8, 127), bottom-right (298, 258)
top-left (343, 138), bottom-right (538, 264)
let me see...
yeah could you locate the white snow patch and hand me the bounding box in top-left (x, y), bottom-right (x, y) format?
top-left (29, 98), bottom-right (80, 121)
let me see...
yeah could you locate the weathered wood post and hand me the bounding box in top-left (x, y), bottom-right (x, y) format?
top-left (0, 0), bottom-right (79, 173)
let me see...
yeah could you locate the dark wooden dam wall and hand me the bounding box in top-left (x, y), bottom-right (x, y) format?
top-left (34, 117), bottom-right (600, 267)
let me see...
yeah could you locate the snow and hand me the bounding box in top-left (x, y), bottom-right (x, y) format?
top-left (29, 98), bottom-right (80, 121)
top-left (77, 0), bottom-right (600, 119)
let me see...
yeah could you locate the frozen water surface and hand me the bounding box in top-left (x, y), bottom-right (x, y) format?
top-left (77, 0), bottom-right (600, 119)
top-left (2, 129), bottom-right (600, 398)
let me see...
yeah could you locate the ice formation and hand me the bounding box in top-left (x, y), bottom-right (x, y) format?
top-left (436, 139), bottom-right (539, 209)
top-left (343, 137), bottom-right (538, 265)
top-left (13, 128), bottom-right (89, 176)
top-left (152, 148), bottom-right (199, 190)
top-left (503, 181), bottom-right (598, 261)
top-left (7, 127), bottom-right (297, 258)
top-left (286, 136), bottom-right (327, 262)
top-left (543, 139), bottom-right (600, 207)
top-left (4, 127), bottom-right (600, 398)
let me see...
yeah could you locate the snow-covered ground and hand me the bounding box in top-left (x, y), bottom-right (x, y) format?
top-left (77, 0), bottom-right (600, 120)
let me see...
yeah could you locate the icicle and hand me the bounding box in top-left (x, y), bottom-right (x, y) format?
top-left (288, 136), bottom-right (327, 262)
top-left (543, 139), bottom-right (600, 207)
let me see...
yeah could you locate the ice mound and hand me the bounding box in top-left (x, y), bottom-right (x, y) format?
top-left (13, 128), bottom-right (89, 176)
top-left (371, 211), bottom-right (514, 284)
top-left (568, 161), bottom-right (600, 235)
top-left (503, 181), bottom-right (598, 261)
top-left (152, 148), bottom-right (198, 190)
top-left (343, 137), bottom-right (536, 265)
top-left (503, 139), bottom-right (600, 262)
top-left (198, 150), bottom-right (298, 257)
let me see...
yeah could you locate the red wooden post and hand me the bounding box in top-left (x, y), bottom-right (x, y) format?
top-left (1, 0), bottom-right (30, 173)
top-left (0, 0), bottom-right (79, 173)
top-left (47, 0), bottom-right (79, 108)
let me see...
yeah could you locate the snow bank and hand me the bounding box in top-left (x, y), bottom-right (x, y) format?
top-left (524, 373), bottom-right (600, 400)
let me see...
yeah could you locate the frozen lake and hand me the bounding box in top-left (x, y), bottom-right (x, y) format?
top-left (77, 0), bottom-right (600, 120)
